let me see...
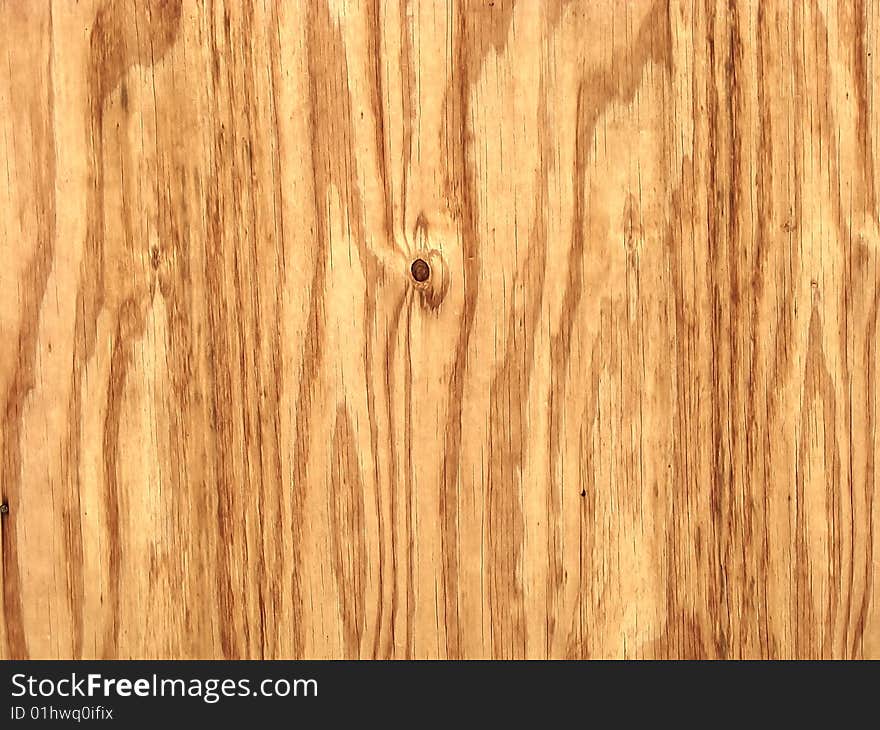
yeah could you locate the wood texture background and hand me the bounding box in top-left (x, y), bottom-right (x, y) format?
top-left (1, 0), bottom-right (878, 660)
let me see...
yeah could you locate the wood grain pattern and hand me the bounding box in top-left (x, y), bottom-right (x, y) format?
top-left (1, 0), bottom-right (878, 659)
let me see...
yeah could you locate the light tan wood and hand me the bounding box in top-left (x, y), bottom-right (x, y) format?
top-left (1, 0), bottom-right (878, 659)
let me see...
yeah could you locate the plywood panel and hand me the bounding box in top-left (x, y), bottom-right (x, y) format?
top-left (1, 0), bottom-right (878, 659)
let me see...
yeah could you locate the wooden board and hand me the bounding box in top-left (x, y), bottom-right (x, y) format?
top-left (1, 0), bottom-right (878, 660)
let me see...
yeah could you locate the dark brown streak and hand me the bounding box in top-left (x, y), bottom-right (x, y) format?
top-left (354, 12), bottom-right (405, 659)
top-left (329, 407), bottom-right (368, 658)
top-left (485, 53), bottom-right (550, 661)
top-left (795, 297), bottom-right (842, 658)
top-left (438, 2), bottom-right (479, 660)
top-left (296, 0), bottom-right (390, 659)
top-left (101, 302), bottom-right (142, 658)
top-left (1, 6), bottom-right (57, 660)
top-left (662, 168), bottom-right (709, 660)
top-left (288, 0), bottom-right (338, 660)
top-left (850, 280), bottom-right (878, 656)
top-left (722, 0), bottom-right (749, 658)
top-left (704, 0), bottom-right (735, 658)
top-left (848, 0), bottom-right (877, 217)
top-left (752, 0), bottom-right (775, 658)
top-left (68, 0), bottom-right (180, 660)
top-left (403, 301), bottom-right (416, 659)
top-left (265, 0), bottom-right (290, 661)
top-left (203, 0), bottom-right (257, 658)
top-left (435, 0), bottom-right (524, 660)
top-left (839, 0), bottom-right (878, 659)
top-left (382, 292), bottom-right (407, 658)
top-left (237, 0), bottom-right (271, 659)
top-left (552, 0), bottom-right (672, 657)
top-left (366, 0), bottom-right (395, 244)
top-left (398, 0), bottom-right (415, 230)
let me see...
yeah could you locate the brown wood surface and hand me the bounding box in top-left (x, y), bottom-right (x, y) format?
top-left (1, 0), bottom-right (878, 659)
